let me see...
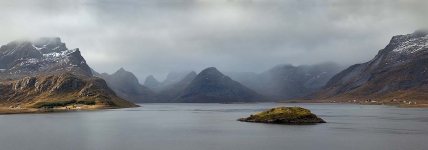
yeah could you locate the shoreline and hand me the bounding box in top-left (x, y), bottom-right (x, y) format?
top-left (2, 100), bottom-right (427, 115)
top-left (277, 100), bottom-right (428, 108)
top-left (0, 105), bottom-right (139, 115)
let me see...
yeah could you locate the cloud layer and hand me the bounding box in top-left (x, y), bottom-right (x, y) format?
top-left (1, 0), bottom-right (427, 82)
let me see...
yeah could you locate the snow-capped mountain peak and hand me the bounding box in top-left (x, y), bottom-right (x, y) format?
top-left (0, 38), bottom-right (92, 77)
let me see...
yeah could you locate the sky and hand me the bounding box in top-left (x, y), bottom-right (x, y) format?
top-left (0, 0), bottom-right (427, 82)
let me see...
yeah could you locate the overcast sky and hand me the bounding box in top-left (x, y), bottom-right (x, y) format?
top-left (0, 0), bottom-right (427, 82)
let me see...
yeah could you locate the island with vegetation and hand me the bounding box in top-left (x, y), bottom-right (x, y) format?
top-left (238, 106), bottom-right (326, 124)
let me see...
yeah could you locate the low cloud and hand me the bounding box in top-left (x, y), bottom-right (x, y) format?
top-left (0, 0), bottom-right (427, 81)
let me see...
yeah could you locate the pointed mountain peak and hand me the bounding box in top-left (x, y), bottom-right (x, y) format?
top-left (118, 67), bottom-right (126, 72)
top-left (172, 67), bottom-right (262, 103)
top-left (144, 75), bottom-right (160, 88)
top-left (165, 71), bottom-right (182, 80)
top-left (146, 75), bottom-right (156, 80)
top-left (191, 67), bottom-right (232, 85)
top-left (112, 67), bottom-right (129, 76)
top-left (182, 71), bottom-right (197, 81)
top-left (188, 71), bottom-right (197, 76)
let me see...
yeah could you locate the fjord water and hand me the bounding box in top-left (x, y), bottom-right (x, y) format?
top-left (1, 103), bottom-right (427, 150)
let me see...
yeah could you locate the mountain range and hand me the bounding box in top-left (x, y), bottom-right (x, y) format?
top-left (2, 29), bottom-right (428, 108)
top-left (155, 71), bottom-right (197, 102)
top-left (144, 71), bottom-right (192, 92)
top-left (92, 68), bottom-right (157, 103)
top-left (225, 62), bottom-right (343, 100)
top-left (170, 67), bottom-right (263, 103)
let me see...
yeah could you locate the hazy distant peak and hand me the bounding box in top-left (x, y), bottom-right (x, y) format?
top-left (144, 75), bottom-right (160, 88)
top-left (118, 67), bottom-right (126, 72)
top-left (112, 67), bottom-right (129, 75)
top-left (189, 71), bottom-right (197, 75)
top-left (146, 75), bottom-right (157, 80)
top-left (184, 71), bottom-right (197, 80)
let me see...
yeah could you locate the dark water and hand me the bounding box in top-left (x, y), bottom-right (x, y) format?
top-left (1, 103), bottom-right (428, 150)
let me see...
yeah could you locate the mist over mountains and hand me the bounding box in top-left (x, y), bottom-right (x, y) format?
top-left (225, 62), bottom-right (343, 100)
top-left (1, 29), bottom-right (428, 108)
top-left (2, 0), bottom-right (426, 81)
top-left (92, 68), bottom-right (156, 103)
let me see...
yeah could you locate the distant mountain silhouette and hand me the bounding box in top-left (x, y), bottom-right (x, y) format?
top-left (156, 71), bottom-right (197, 102)
top-left (226, 62), bottom-right (342, 100)
top-left (143, 75), bottom-right (160, 90)
top-left (93, 68), bottom-right (157, 103)
top-left (171, 67), bottom-right (264, 103)
top-left (144, 71), bottom-right (192, 92)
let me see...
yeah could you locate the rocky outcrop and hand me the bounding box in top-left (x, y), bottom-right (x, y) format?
top-left (238, 106), bottom-right (326, 124)
top-left (171, 67), bottom-right (264, 103)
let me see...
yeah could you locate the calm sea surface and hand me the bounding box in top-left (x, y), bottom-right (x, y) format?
top-left (0, 103), bottom-right (427, 150)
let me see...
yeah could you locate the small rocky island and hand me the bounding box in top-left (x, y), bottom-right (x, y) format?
top-left (238, 106), bottom-right (326, 124)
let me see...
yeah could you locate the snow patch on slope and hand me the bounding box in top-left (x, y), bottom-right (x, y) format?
top-left (392, 35), bottom-right (428, 54)
top-left (9, 49), bottom-right (79, 74)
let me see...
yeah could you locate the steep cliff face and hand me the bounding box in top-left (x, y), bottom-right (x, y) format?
top-left (0, 73), bottom-right (136, 108)
top-left (318, 30), bottom-right (428, 101)
top-left (171, 67), bottom-right (263, 103)
top-left (94, 68), bottom-right (157, 103)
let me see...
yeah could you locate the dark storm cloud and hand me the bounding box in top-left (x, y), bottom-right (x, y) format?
top-left (0, 0), bottom-right (427, 81)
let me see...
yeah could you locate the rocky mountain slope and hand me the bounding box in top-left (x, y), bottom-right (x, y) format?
top-left (317, 30), bottom-right (428, 102)
top-left (0, 37), bottom-right (92, 79)
top-left (93, 68), bottom-right (157, 103)
top-left (0, 73), bottom-right (135, 108)
top-left (226, 62), bottom-right (342, 100)
top-left (0, 38), bottom-right (136, 108)
top-left (156, 71), bottom-right (197, 102)
top-left (171, 67), bottom-right (264, 103)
